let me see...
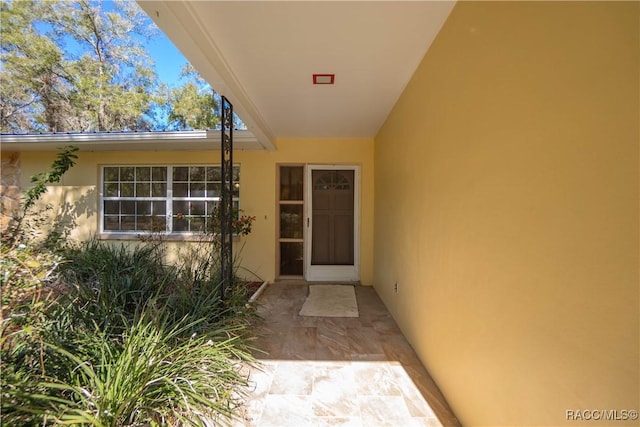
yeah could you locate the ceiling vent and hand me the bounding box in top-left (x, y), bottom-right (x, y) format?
top-left (313, 74), bottom-right (335, 85)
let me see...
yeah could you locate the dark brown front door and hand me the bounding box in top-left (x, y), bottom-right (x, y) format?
top-left (311, 170), bottom-right (354, 266)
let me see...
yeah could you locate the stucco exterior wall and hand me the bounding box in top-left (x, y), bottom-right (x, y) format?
top-left (0, 152), bottom-right (21, 234)
top-left (374, 2), bottom-right (639, 426)
top-left (18, 137), bottom-right (374, 284)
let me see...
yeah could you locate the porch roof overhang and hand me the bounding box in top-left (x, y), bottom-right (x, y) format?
top-left (136, 1), bottom-right (455, 149)
top-left (0, 130), bottom-right (261, 152)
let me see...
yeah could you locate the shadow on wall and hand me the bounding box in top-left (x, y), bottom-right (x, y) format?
top-left (0, 152), bottom-right (21, 233)
top-left (44, 187), bottom-right (97, 245)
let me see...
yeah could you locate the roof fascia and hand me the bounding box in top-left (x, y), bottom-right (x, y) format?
top-left (1, 130), bottom-right (208, 144)
top-left (137, 1), bottom-right (277, 151)
top-left (0, 130), bottom-right (260, 152)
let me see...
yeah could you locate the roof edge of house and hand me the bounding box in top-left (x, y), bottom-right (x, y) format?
top-left (0, 129), bottom-right (262, 152)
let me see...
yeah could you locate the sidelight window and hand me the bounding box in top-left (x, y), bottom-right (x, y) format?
top-left (278, 166), bottom-right (304, 276)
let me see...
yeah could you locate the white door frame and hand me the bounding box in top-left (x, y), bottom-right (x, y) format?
top-left (305, 165), bottom-right (360, 282)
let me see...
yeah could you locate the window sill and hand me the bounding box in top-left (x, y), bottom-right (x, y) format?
top-left (98, 232), bottom-right (242, 242)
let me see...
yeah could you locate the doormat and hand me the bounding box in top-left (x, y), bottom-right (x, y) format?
top-left (299, 285), bottom-right (359, 318)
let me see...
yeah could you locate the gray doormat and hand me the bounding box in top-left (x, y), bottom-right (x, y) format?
top-left (299, 285), bottom-right (359, 318)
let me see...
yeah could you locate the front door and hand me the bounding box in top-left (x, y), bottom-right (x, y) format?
top-left (305, 165), bottom-right (359, 282)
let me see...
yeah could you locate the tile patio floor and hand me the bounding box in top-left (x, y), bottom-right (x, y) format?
top-left (233, 281), bottom-right (461, 427)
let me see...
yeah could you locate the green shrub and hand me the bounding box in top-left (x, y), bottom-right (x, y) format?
top-left (15, 313), bottom-right (252, 426)
top-left (60, 239), bottom-right (256, 337)
top-left (59, 240), bottom-right (175, 334)
top-left (2, 238), bottom-right (257, 426)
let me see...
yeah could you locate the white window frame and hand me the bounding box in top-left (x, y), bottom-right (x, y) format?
top-left (99, 164), bottom-right (240, 238)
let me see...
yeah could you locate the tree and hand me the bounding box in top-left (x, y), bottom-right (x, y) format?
top-left (166, 64), bottom-right (219, 130)
top-left (0, 0), bottom-right (161, 133)
top-left (0, 1), bottom-right (72, 132)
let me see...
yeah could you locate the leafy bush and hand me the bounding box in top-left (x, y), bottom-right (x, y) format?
top-left (1, 145), bottom-right (78, 330)
top-left (59, 240), bottom-right (176, 334)
top-left (15, 313), bottom-right (251, 426)
top-left (60, 238), bottom-right (255, 336)
top-left (1, 147), bottom-right (80, 426)
top-left (1, 243), bottom-right (62, 316)
top-left (2, 239), bottom-right (257, 426)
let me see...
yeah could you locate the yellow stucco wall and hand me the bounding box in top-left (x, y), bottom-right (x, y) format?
top-left (374, 2), bottom-right (639, 426)
top-left (1, 152), bottom-right (21, 232)
top-left (18, 137), bottom-right (374, 284)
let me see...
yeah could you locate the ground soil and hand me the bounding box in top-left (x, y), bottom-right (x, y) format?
top-left (244, 281), bottom-right (263, 295)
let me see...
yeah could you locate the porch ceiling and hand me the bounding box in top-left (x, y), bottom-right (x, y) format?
top-left (137, 1), bottom-right (455, 150)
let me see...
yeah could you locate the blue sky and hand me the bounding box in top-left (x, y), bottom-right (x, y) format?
top-left (144, 28), bottom-right (188, 88)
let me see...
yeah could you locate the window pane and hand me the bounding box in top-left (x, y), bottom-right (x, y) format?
top-left (104, 183), bottom-right (118, 197)
top-left (121, 183), bottom-right (134, 197)
top-left (173, 183), bottom-right (188, 197)
top-left (152, 183), bottom-right (166, 197)
top-left (136, 183), bottom-right (150, 197)
top-left (191, 201), bottom-right (205, 216)
top-left (138, 216), bottom-right (153, 231)
top-left (121, 216), bottom-right (136, 230)
top-left (207, 183), bottom-right (221, 197)
top-left (121, 167), bottom-right (134, 181)
top-left (122, 201), bottom-right (135, 215)
top-left (105, 201), bottom-right (119, 214)
top-left (207, 167), bottom-right (221, 181)
top-left (104, 216), bottom-right (120, 230)
top-left (280, 166), bottom-right (303, 201)
top-left (136, 167), bottom-right (150, 181)
top-left (136, 201), bottom-right (151, 215)
top-left (190, 166), bottom-right (205, 181)
top-left (152, 201), bottom-right (166, 215)
top-left (173, 217), bottom-right (188, 232)
top-left (152, 167), bottom-right (166, 181)
top-left (280, 204), bottom-right (303, 239)
top-left (150, 216), bottom-right (166, 231)
top-left (191, 183), bottom-right (205, 197)
top-left (232, 166), bottom-right (240, 181)
top-left (190, 217), bottom-right (205, 232)
top-left (173, 201), bottom-right (189, 217)
top-left (104, 167), bottom-right (119, 182)
top-left (173, 167), bottom-right (188, 181)
top-left (207, 200), bottom-right (219, 211)
top-left (280, 242), bottom-right (303, 276)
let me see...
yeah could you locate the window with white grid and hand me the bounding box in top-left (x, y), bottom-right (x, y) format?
top-left (101, 165), bottom-right (239, 234)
